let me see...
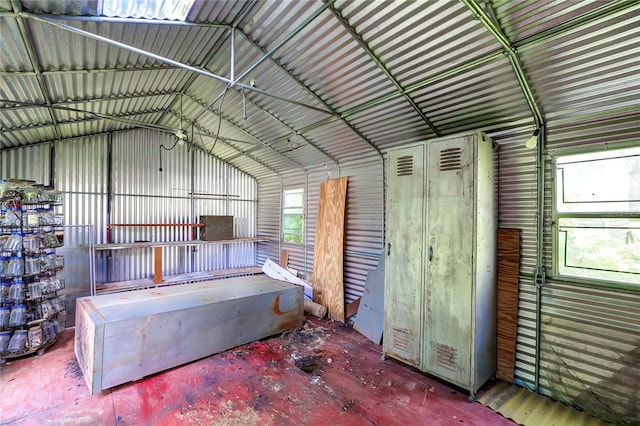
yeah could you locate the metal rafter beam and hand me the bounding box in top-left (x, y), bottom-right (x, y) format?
top-left (327, 4), bottom-right (441, 137)
top-left (0, 103), bottom-right (170, 132)
top-left (2, 92), bottom-right (178, 109)
top-left (190, 0), bottom-right (338, 124)
top-left (25, 14), bottom-right (230, 28)
top-left (179, 94), bottom-right (308, 172)
top-left (245, 96), bottom-right (340, 168)
top-left (1, 65), bottom-right (180, 77)
top-left (460, 0), bottom-right (543, 125)
top-left (10, 1), bottom-right (61, 141)
top-left (22, 12), bottom-right (333, 116)
top-left (294, 51), bottom-right (504, 135)
top-left (236, 29), bottom-right (384, 161)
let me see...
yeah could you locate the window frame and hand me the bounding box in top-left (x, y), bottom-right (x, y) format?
top-left (551, 145), bottom-right (640, 292)
top-left (282, 188), bottom-right (304, 244)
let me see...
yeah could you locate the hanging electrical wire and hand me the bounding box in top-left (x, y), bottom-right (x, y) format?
top-left (207, 85), bottom-right (230, 155)
top-left (241, 86), bottom-right (248, 121)
top-left (158, 136), bottom-right (180, 172)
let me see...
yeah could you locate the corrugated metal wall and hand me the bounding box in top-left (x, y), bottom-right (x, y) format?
top-left (539, 118), bottom-right (640, 424)
top-left (0, 144), bottom-right (51, 184)
top-left (2, 129), bottom-right (258, 287)
top-left (107, 129), bottom-right (258, 282)
top-left (256, 174), bottom-right (283, 266)
top-left (257, 158), bottom-right (384, 304)
top-left (493, 117), bottom-right (640, 424)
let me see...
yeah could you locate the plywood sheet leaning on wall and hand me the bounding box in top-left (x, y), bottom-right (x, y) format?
top-left (313, 176), bottom-right (348, 321)
top-left (496, 228), bottom-right (521, 383)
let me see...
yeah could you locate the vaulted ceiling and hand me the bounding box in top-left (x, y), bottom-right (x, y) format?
top-left (1, 0), bottom-right (638, 178)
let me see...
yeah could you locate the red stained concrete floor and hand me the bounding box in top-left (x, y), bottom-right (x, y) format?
top-left (0, 318), bottom-right (514, 426)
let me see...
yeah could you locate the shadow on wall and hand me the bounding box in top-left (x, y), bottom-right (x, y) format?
top-left (542, 332), bottom-right (640, 424)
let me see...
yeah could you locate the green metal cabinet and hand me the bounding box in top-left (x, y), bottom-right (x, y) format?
top-left (384, 130), bottom-right (497, 398)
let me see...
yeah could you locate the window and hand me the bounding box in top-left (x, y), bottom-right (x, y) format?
top-left (554, 146), bottom-right (640, 287)
top-left (283, 188), bottom-right (303, 244)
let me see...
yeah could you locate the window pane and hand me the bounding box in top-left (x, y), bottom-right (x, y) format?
top-left (284, 190), bottom-right (303, 208)
top-left (557, 148), bottom-right (640, 213)
top-left (558, 217), bottom-right (640, 284)
top-left (283, 189), bottom-right (303, 244)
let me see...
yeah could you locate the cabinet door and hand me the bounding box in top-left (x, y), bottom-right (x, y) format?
top-left (423, 136), bottom-right (474, 386)
top-left (384, 144), bottom-right (425, 367)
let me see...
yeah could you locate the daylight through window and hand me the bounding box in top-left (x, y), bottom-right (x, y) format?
top-left (554, 146), bottom-right (640, 287)
top-left (283, 189), bottom-right (303, 244)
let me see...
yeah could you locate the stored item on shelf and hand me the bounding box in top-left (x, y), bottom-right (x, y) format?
top-left (25, 210), bottom-right (40, 227)
top-left (4, 233), bottom-right (23, 252)
top-left (7, 329), bottom-right (27, 353)
top-left (57, 310), bottom-right (66, 328)
top-left (42, 232), bottom-right (61, 248)
top-left (199, 215), bottom-right (234, 241)
top-left (42, 249), bottom-right (57, 271)
top-left (24, 256), bottom-right (41, 275)
top-left (0, 256), bottom-right (8, 277)
top-left (39, 277), bottom-right (51, 294)
top-left (9, 280), bottom-right (25, 302)
top-left (41, 321), bottom-right (54, 340)
top-left (2, 207), bottom-right (21, 227)
top-left (27, 281), bottom-right (42, 299)
top-left (7, 255), bottom-right (24, 277)
top-left (23, 190), bottom-right (40, 204)
top-left (0, 282), bottom-right (9, 302)
top-left (40, 300), bottom-right (55, 319)
top-left (0, 330), bottom-right (11, 353)
top-left (28, 326), bottom-right (43, 348)
top-left (22, 233), bottom-right (40, 253)
top-left (52, 318), bottom-right (63, 335)
top-left (38, 208), bottom-right (54, 226)
top-left (52, 296), bottom-right (65, 313)
top-left (0, 306), bottom-right (9, 327)
top-left (9, 304), bottom-right (26, 327)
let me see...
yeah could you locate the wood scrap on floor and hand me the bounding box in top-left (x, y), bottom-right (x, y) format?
top-left (354, 257), bottom-right (385, 344)
top-left (303, 299), bottom-right (328, 318)
top-left (312, 176), bottom-right (348, 322)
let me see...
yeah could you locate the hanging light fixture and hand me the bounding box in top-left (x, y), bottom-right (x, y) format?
top-left (525, 128), bottom-right (541, 149)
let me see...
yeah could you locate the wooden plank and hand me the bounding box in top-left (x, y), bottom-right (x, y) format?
top-left (280, 250), bottom-right (289, 269)
top-left (346, 297), bottom-right (361, 318)
top-left (153, 246), bottom-right (163, 284)
top-left (312, 177), bottom-right (348, 322)
top-left (496, 228), bottom-right (521, 383)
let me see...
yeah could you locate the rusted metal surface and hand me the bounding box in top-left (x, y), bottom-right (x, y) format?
top-left (74, 275), bottom-right (303, 394)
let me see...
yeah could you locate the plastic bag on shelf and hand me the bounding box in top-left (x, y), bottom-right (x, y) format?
top-left (7, 330), bottom-right (27, 353)
top-left (2, 207), bottom-right (21, 227)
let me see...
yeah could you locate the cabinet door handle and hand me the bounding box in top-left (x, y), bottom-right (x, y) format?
top-left (429, 245), bottom-right (433, 262)
top-left (387, 242), bottom-right (391, 256)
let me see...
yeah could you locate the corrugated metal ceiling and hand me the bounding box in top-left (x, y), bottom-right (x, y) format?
top-left (1, 0), bottom-right (639, 177)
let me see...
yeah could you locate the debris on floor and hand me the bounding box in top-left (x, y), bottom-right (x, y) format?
top-left (1, 317), bottom-right (513, 426)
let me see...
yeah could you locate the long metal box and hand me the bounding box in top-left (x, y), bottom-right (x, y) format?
top-left (199, 215), bottom-right (234, 240)
top-left (75, 275), bottom-right (303, 394)
top-left (384, 130), bottom-right (497, 398)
